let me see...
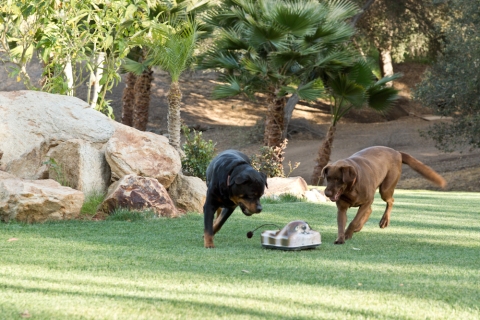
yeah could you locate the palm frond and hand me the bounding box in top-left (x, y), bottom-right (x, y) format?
top-left (366, 86), bottom-right (400, 111)
top-left (121, 57), bottom-right (150, 75)
top-left (325, 0), bottom-right (359, 21)
top-left (212, 76), bottom-right (243, 99)
top-left (330, 74), bottom-right (365, 107)
top-left (374, 73), bottom-right (403, 87)
top-left (270, 1), bottom-right (319, 37)
top-left (347, 60), bottom-right (376, 88)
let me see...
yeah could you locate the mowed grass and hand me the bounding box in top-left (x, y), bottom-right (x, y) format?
top-left (1, 190), bottom-right (479, 319)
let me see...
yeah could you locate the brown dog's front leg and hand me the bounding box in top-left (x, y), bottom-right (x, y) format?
top-left (334, 202), bottom-right (349, 244)
top-left (345, 202), bottom-right (373, 239)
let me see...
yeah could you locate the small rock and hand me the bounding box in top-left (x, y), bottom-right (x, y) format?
top-left (263, 176), bottom-right (308, 198)
top-left (98, 174), bottom-right (178, 218)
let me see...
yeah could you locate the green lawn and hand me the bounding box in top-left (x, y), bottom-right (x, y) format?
top-left (1, 190), bottom-right (479, 319)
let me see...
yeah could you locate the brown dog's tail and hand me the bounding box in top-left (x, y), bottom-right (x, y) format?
top-left (400, 152), bottom-right (447, 188)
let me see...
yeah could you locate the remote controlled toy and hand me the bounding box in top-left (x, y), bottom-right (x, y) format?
top-left (247, 221), bottom-right (321, 251)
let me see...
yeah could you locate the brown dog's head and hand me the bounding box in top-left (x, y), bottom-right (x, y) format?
top-left (322, 162), bottom-right (357, 202)
top-left (229, 167), bottom-right (268, 216)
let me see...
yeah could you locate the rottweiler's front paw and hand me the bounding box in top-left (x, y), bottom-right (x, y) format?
top-left (334, 238), bottom-right (345, 245)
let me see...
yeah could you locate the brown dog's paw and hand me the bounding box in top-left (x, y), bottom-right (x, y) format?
top-left (379, 218), bottom-right (389, 229)
top-left (345, 233), bottom-right (353, 240)
top-left (334, 239), bottom-right (345, 245)
top-left (204, 244), bottom-right (216, 249)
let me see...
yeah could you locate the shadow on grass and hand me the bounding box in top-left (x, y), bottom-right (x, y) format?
top-left (0, 282), bottom-right (412, 320)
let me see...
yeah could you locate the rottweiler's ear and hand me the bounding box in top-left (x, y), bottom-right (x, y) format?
top-left (342, 165), bottom-right (357, 187)
top-left (321, 165), bottom-right (330, 179)
top-left (260, 172), bottom-right (268, 188)
top-left (234, 174), bottom-right (249, 185)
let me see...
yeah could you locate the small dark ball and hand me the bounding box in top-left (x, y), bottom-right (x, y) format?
top-left (247, 231), bottom-right (254, 238)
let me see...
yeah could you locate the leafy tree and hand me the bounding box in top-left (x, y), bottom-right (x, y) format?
top-left (310, 61), bottom-right (400, 185)
top-left (351, 0), bottom-right (447, 79)
top-left (124, 19), bottom-right (198, 151)
top-left (198, 0), bottom-right (360, 148)
top-left (413, 0), bottom-right (480, 152)
top-left (0, 0), bottom-right (50, 89)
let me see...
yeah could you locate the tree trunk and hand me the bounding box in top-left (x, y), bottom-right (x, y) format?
top-left (310, 125), bottom-right (336, 186)
top-left (64, 59), bottom-right (74, 96)
top-left (378, 46), bottom-right (394, 85)
top-left (167, 81), bottom-right (182, 151)
top-left (90, 52), bottom-right (106, 107)
top-left (121, 72), bottom-right (137, 127)
top-left (132, 68), bottom-right (154, 131)
top-left (282, 93), bottom-right (300, 140)
top-left (264, 93), bottom-right (286, 148)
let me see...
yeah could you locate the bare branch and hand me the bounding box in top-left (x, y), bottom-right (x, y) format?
top-left (350, 0), bottom-right (376, 27)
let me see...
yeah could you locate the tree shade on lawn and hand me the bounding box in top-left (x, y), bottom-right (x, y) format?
top-left (0, 190), bottom-right (479, 319)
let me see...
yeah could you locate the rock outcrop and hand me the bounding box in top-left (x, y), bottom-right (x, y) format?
top-left (0, 178), bottom-right (84, 223)
top-left (262, 176), bottom-right (309, 198)
top-left (48, 139), bottom-right (111, 195)
top-left (105, 126), bottom-right (181, 188)
top-left (168, 173), bottom-right (207, 213)
top-left (98, 174), bottom-right (178, 218)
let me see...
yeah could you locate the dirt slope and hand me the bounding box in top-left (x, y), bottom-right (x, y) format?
top-left (3, 58), bottom-right (479, 191)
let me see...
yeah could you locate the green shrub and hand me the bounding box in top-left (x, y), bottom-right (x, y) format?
top-left (181, 124), bottom-right (216, 181)
top-left (250, 139), bottom-right (299, 178)
top-left (107, 208), bottom-right (157, 221)
top-left (80, 191), bottom-right (106, 218)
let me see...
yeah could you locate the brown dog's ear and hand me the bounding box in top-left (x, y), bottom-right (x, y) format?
top-left (321, 165), bottom-right (330, 179)
top-left (342, 165), bottom-right (357, 188)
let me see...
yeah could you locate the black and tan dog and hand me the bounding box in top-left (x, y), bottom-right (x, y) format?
top-left (203, 150), bottom-right (268, 248)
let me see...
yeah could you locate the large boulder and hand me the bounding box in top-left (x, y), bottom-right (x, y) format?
top-left (168, 173), bottom-right (207, 213)
top-left (105, 125), bottom-right (181, 188)
top-left (0, 178), bottom-right (84, 223)
top-left (48, 139), bottom-right (111, 195)
top-left (0, 170), bottom-right (17, 179)
top-left (98, 174), bottom-right (178, 218)
top-left (0, 91), bottom-right (115, 169)
top-left (263, 176), bottom-right (308, 197)
top-left (5, 138), bottom-right (61, 180)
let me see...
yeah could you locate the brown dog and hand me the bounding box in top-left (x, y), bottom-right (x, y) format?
top-left (322, 146), bottom-right (446, 244)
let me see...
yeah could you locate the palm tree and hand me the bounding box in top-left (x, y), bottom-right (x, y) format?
top-left (198, 0), bottom-right (360, 148)
top-left (310, 61), bottom-right (401, 185)
top-left (120, 0), bottom-right (211, 130)
top-left (124, 20), bottom-right (198, 151)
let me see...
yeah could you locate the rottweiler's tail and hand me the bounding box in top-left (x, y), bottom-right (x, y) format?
top-left (400, 152), bottom-right (447, 188)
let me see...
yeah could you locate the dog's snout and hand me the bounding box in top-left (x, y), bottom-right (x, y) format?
top-left (256, 205), bottom-right (263, 213)
top-left (324, 189), bottom-right (332, 197)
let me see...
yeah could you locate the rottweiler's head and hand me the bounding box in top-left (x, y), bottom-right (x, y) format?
top-left (229, 167), bottom-right (268, 216)
top-left (322, 162), bottom-right (357, 202)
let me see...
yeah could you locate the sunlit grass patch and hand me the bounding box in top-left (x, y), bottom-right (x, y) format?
top-left (0, 190), bottom-right (479, 319)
